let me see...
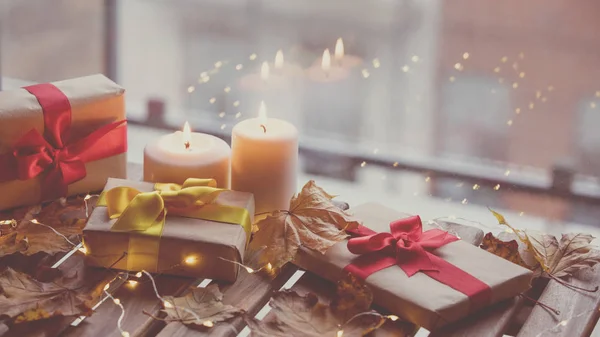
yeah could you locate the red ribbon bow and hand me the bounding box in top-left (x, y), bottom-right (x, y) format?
top-left (344, 216), bottom-right (492, 309)
top-left (0, 83), bottom-right (127, 201)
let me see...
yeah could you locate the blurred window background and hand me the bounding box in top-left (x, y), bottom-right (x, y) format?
top-left (2, 0), bottom-right (600, 229)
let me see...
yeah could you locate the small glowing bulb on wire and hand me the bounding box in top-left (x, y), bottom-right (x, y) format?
top-left (121, 332), bottom-right (130, 337)
top-left (266, 263), bottom-right (273, 271)
top-left (337, 329), bottom-right (344, 337)
top-left (30, 219), bottom-right (40, 224)
top-left (387, 315), bottom-right (399, 321)
top-left (335, 38), bottom-right (344, 62)
top-left (245, 267), bottom-right (255, 274)
top-left (322, 49), bottom-right (331, 77)
top-left (260, 62), bottom-right (270, 81)
top-left (84, 194), bottom-right (92, 201)
top-left (203, 321), bottom-right (214, 327)
top-left (113, 298), bottom-right (121, 305)
top-left (275, 50), bottom-right (284, 69)
top-left (258, 101), bottom-right (268, 134)
top-left (163, 301), bottom-right (174, 309)
top-left (184, 255), bottom-right (198, 265)
top-left (78, 247), bottom-right (87, 255)
top-left (104, 283), bottom-right (110, 291)
top-left (183, 122), bottom-right (191, 150)
top-left (135, 271), bottom-right (142, 278)
top-left (127, 280), bottom-right (138, 288)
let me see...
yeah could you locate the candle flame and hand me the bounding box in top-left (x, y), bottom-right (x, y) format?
top-left (322, 49), bottom-right (331, 74)
top-left (260, 62), bottom-right (270, 81)
top-left (335, 38), bottom-right (344, 61)
top-left (275, 50), bottom-right (284, 69)
top-left (258, 101), bottom-right (267, 133)
top-left (183, 121), bottom-right (191, 150)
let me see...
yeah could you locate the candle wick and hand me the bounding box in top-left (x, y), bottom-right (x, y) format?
top-left (184, 141), bottom-right (191, 150)
top-left (260, 124), bottom-right (267, 133)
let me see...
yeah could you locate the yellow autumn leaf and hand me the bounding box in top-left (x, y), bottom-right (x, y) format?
top-left (250, 180), bottom-right (361, 269)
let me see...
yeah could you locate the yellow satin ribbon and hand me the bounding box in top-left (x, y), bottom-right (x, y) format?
top-left (96, 178), bottom-right (251, 271)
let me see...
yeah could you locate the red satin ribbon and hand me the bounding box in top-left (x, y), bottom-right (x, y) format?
top-left (0, 83), bottom-right (127, 201)
top-left (344, 216), bottom-right (492, 310)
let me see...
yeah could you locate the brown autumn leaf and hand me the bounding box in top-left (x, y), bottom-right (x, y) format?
top-left (489, 208), bottom-right (600, 278)
top-left (0, 196), bottom-right (94, 257)
top-left (245, 274), bottom-right (385, 337)
top-left (0, 255), bottom-right (103, 322)
top-left (480, 232), bottom-right (531, 270)
top-left (250, 180), bottom-right (360, 269)
top-left (161, 284), bottom-right (243, 326)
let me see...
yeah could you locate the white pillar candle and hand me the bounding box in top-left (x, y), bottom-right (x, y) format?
top-left (144, 122), bottom-right (231, 187)
top-left (231, 102), bottom-right (298, 214)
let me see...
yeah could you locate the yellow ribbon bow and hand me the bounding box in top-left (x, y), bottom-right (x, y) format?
top-left (96, 178), bottom-right (251, 271)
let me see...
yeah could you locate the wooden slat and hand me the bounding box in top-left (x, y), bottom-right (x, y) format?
top-left (518, 265), bottom-right (600, 337)
top-left (429, 297), bottom-right (523, 337)
top-left (155, 265), bottom-right (299, 337)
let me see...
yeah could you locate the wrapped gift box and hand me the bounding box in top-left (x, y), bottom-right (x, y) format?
top-left (294, 203), bottom-right (533, 330)
top-left (83, 178), bottom-right (255, 282)
top-left (0, 74), bottom-right (127, 210)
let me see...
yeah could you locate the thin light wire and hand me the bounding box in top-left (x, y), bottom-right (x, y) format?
top-left (103, 289), bottom-right (128, 336)
top-left (29, 220), bottom-right (78, 247)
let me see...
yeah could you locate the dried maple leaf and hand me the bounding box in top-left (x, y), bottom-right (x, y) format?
top-left (161, 284), bottom-right (242, 326)
top-left (480, 232), bottom-right (532, 270)
top-left (489, 208), bottom-right (600, 278)
top-left (245, 274), bottom-right (384, 337)
top-left (250, 180), bottom-right (360, 269)
top-left (0, 197), bottom-right (92, 257)
top-left (0, 255), bottom-right (103, 322)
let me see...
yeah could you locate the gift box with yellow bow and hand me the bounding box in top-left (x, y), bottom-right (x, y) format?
top-left (83, 177), bottom-right (254, 281)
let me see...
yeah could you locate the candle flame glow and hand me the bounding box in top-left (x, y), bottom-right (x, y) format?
top-left (322, 49), bottom-right (331, 75)
top-left (335, 38), bottom-right (344, 61)
top-left (275, 50), bottom-right (284, 69)
top-left (260, 62), bottom-right (270, 81)
top-left (183, 121), bottom-right (191, 150)
top-left (259, 101), bottom-right (267, 133)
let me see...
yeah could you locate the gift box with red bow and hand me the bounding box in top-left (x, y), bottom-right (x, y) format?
top-left (0, 74), bottom-right (127, 210)
top-left (294, 203), bottom-right (533, 330)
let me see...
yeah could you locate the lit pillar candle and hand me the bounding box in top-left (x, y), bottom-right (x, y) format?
top-left (231, 102), bottom-right (298, 214)
top-left (144, 122), bottom-right (231, 187)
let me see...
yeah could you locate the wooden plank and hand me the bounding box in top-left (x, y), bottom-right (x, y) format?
top-left (155, 265), bottom-right (299, 337)
top-left (429, 297), bottom-right (523, 337)
top-left (518, 265), bottom-right (600, 337)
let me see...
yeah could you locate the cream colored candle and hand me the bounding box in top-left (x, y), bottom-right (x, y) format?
top-left (231, 102), bottom-right (298, 214)
top-left (144, 122), bottom-right (231, 187)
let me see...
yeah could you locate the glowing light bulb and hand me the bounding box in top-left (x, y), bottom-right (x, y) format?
top-left (387, 315), bottom-right (399, 321)
top-left (135, 272), bottom-right (142, 278)
top-left (321, 49), bottom-right (331, 75)
top-left (337, 330), bottom-right (344, 337)
top-left (127, 280), bottom-right (138, 288)
top-left (113, 298), bottom-right (121, 305)
top-left (267, 263), bottom-right (273, 271)
top-left (84, 194), bottom-right (92, 201)
top-left (163, 301), bottom-right (174, 309)
top-left (121, 332), bottom-right (130, 337)
top-left (245, 267), bottom-right (254, 274)
top-left (103, 283), bottom-right (110, 291)
top-left (184, 255), bottom-right (198, 265)
top-left (335, 38), bottom-right (344, 61)
top-left (203, 321), bottom-right (214, 327)
top-left (30, 219), bottom-right (40, 224)
top-left (182, 122), bottom-right (192, 150)
top-left (78, 247), bottom-right (88, 255)
top-left (260, 62), bottom-right (270, 81)
top-left (275, 50), bottom-right (284, 69)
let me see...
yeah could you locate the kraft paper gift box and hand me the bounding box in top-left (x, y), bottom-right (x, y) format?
top-left (294, 203), bottom-right (533, 330)
top-left (0, 74), bottom-right (127, 210)
top-left (83, 178), bottom-right (255, 282)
